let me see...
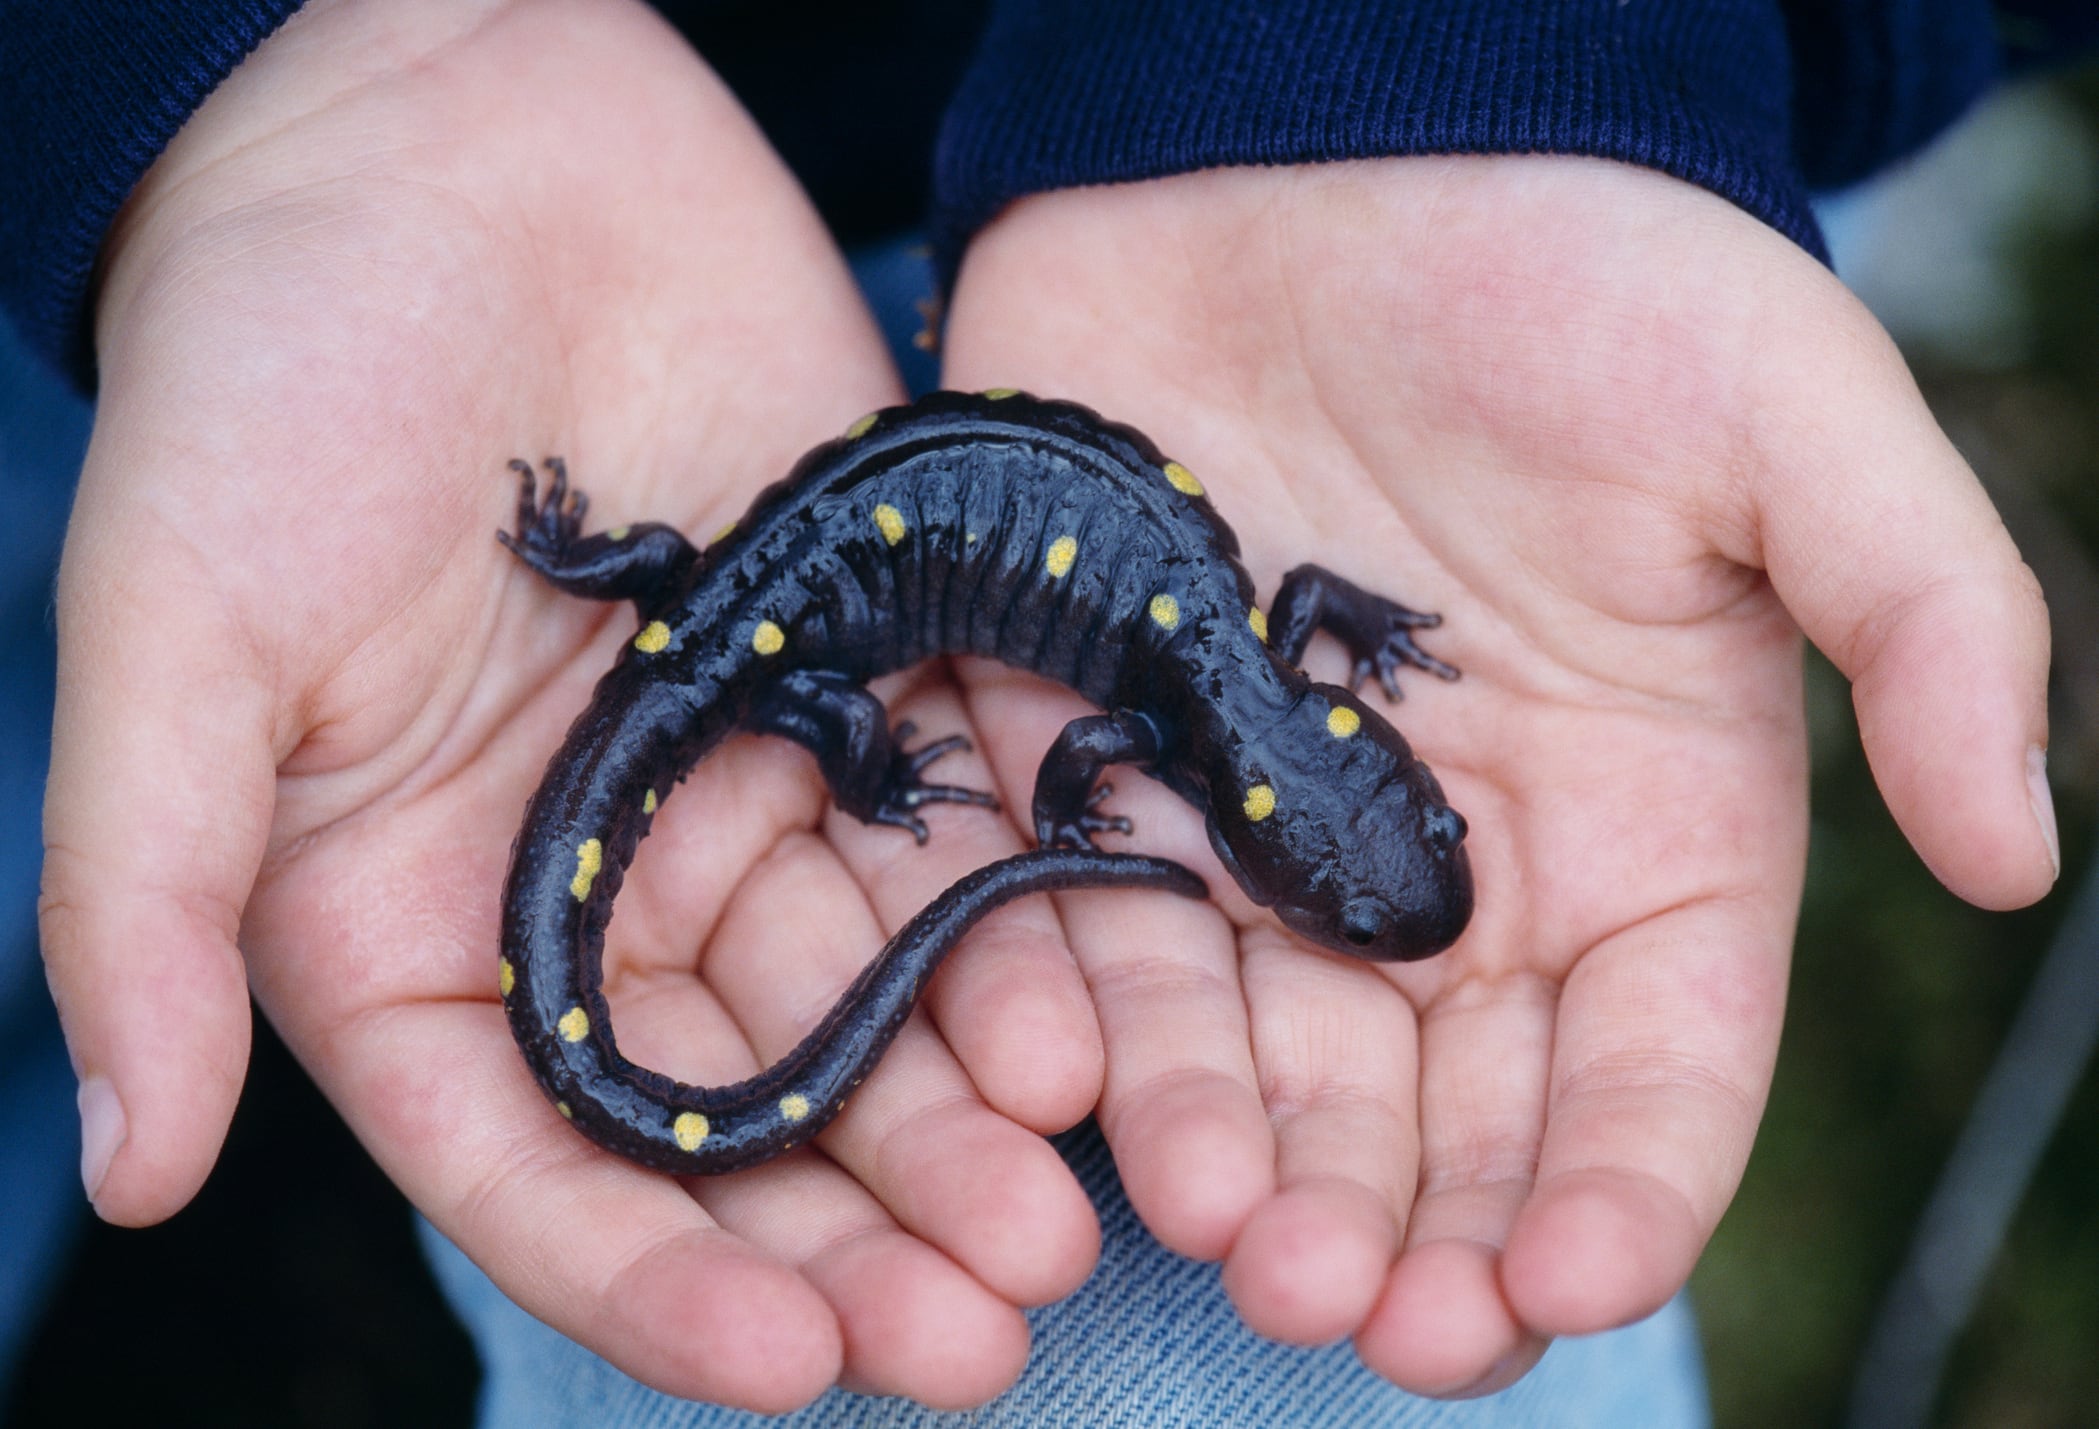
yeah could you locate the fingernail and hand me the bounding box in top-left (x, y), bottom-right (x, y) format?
top-left (2028, 745), bottom-right (2059, 879)
top-left (77, 1074), bottom-right (126, 1204)
top-left (1453, 1340), bottom-right (1547, 1399)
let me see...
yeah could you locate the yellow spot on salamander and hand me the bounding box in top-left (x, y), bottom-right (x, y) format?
top-left (642, 788), bottom-right (658, 816)
top-left (1243, 784), bottom-right (1276, 822)
top-left (673, 1112), bottom-right (709, 1150)
top-left (752, 620), bottom-right (786, 656)
top-left (570, 838), bottom-right (603, 900)
top-left (499, 958), bottom-right (515, 998)
top-left (1248, 607), bottom-right (1268, 642)
top-left (558, 1006), bottom-right (590, 1042)
top-left (982, 387), bottom-right (1019, 400)
top-left (845, 411), bottom-right (879, 439)
top-left (1163, 461), bottom-right (1205, 497)
top-left (1149, 593), bottom-right (1181, 630)
top-left (1327, 706), bottom-right (1362, 738)
top-left (779, 1093), bottom-right (812, 1123)
top-left (872, 503), bottom-right (907, 546)
top-left (556, 1101), bottom-right (573, 1120)
top-left (634, 620), bottom-right (671, 653)
top-left (607, 525), bottom-right (631, 541)
top-left (1045, 535), bottom-right (1078, 578)
top-left (712, 521), bottom-right (737, 544)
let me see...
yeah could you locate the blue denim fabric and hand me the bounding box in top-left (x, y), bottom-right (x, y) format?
top-left (0, 317), bottom-right (92, 1390)
top-left (422, 1120), bottom-right (1708, 1428)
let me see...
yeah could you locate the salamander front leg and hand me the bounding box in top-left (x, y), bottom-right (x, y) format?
top-left (1032, 710), bottom-right (1162, 850)
top-left (498, 457), bottom-right (699, 605)
top-left (1266, 564), bottom-right (1459, 699)
top-left (749, 670), bottom-right (999, 844)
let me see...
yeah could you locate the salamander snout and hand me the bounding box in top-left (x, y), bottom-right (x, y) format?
top-left (1253, 797), bottom-right (1473, 963)
top-left (1203, 690), bottom-right (1474, 963)
top-left (1401, 819), bottom-right (1474, 957)
top-left (1330, 760), bottom-right (1477, 959)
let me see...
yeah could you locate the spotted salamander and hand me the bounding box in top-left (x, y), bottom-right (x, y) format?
top-left (499, 390), bottom-right (1471, 1173)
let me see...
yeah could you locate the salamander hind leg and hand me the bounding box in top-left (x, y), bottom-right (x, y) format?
top-left (1032, 711), bottom-right (1162, 850)
top-left (498, 457), bottom-right (699, 605)
top-left (749, 670), bottom-right (999, 845)
top-left (1267, 564), bottom-right (1459, 699)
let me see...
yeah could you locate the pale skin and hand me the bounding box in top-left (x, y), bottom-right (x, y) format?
top-left (945, 158), bottom-right (2058, 1390)
top-left (37, 0), bottom-right (2058, 1413)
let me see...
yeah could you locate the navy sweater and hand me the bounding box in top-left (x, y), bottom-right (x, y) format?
top-left (2, 1), bottom-right (2094, 389)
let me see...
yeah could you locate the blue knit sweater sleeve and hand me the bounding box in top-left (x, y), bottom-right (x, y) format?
top-left (2, 1), bottom-right (2092, 387)
top-left (930, 0), bottom-right (2096, 277)
top-left (0, 2), bottom-right (305, 384)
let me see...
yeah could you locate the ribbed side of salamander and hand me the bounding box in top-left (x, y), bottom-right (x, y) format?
top-left (679, 391), bottom-right (1266, 711)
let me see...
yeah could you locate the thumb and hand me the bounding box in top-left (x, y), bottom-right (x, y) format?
top-left (40, 529), bottom-right (279, 1225)
top-left (1752, 309), bottom-right (2055, 910)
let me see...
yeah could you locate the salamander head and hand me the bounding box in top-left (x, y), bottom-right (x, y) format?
top-left (1203, 685), bottom-right (1471, 961)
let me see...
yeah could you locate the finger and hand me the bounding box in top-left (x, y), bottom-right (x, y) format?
top-left (40, 544), bottom-right (276, 1225)
top-left (1500, 897), bottom-right (1786, 1338)
top-left (237, 735), bottom-right (850, 1412)
top-left (1221, 937), bottom-right (1419, 1345)
top-left (632, 667), bottom-right (1103, 1135)
top-left (1748, 299), bottom-right (2055, 908)
top-left (826, 670), bottom-right (1104, 1136)
top-left (595, 729), bottom-right (827, 978)
top-left (1355, 974), bottom-right (1554, 1395)
top-left (271, 794), bottom-right (1015, 1414)
top-left (331, 998), bottom-right (845, 1412)
top-left (628, 847), bottom-right (1040, 1409)
top-left (636, 898), bottom-right (1040, 1411)
top-left (1079, 888), bottom-right (1269, 1261)
top-left (959, 664), bottom-right (1274, 1261)
top-left (700, 830), bottom-right (1098, 1313)
top-left (700, 1155), bottom-right (1032, 1408)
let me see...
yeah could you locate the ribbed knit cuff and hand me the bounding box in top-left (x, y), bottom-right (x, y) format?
top-left (0, 1), bottom-right (306, 390)
top-left (933, 0), bottom-right (1820, 281)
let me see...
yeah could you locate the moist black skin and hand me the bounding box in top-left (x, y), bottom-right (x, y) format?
top-left (499, 390), bottom-right (1471, 1173)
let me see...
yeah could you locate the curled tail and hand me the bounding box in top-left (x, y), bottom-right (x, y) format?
top-left (499, 667), bottom-right (1205, 1173)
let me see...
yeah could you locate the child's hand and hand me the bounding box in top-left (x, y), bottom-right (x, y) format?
top-left (39, 0), bottom-right (1104, 1409)
top-left (941, 155), bottom-right (2056, 1395)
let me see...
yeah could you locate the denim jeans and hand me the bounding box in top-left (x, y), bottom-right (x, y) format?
top-left (423, 1118), bottom-right (1708, 1428)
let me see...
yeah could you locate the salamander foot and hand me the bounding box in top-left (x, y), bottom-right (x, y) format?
top-left (1269, 565), bottom-right (1459, 701)
top-left (1346, 606), bottom-right (1459, 700)
top-left (497, 458), bottom-right (586, 575)
top-left (1035, 780), bottom-right (1134, 851)
top-left (875, 722), bottom-right (1001, 845)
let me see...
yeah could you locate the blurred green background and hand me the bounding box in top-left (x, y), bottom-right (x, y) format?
top-left (7, 64), bottom-right (2098, 1429)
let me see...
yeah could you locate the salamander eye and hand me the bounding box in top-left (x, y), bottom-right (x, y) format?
top-left (1423, 806), bottom-right (1467, 852)
top-left (1340, 899), bottom-right (1385, 947)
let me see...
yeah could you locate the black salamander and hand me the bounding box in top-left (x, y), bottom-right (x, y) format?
top-left (499, 390), bottom-right (1472, 1173)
